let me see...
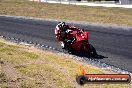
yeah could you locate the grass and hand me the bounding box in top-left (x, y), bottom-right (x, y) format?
top-left (0, 0), bottom-right (132, 26)
top-left (0, 39), bottom-right (131, 88)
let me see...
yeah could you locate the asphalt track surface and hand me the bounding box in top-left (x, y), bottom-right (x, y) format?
top-left (0, 16), bottom-right (132, 72)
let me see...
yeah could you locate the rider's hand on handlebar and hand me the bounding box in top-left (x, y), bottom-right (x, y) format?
top-left (66, 29), bottom-right (72, 34)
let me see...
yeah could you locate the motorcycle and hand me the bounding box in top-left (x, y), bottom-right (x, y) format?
top-left (55, 23), bottom-right (98, 57)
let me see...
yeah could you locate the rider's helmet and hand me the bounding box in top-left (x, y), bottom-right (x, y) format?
top-left (61, 22), bottom-right (66, 27)
top-left (58, 22), bottom-right (69, 31)
top-left (58, 22), bottom-right (66, 27)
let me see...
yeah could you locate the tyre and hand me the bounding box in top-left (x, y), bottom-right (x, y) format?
top-left (89, 44), bottom-right (98, 57)
top-left (86, 44), bottom-right (98, 57)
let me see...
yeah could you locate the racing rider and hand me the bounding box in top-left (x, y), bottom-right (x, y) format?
top-left (56, 22), bottom-right (76, 49)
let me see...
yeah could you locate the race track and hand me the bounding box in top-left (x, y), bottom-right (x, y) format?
top-left (0, 16), bottom-right (132, 72)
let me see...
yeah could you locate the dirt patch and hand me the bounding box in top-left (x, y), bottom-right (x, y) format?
top-left (0, 59), bottom-right (24, 88)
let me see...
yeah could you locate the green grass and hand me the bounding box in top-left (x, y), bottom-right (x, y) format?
top-left (0, 40), bottom-right (131, 88)
top-left (18, 64), bottom-right (73, 88)
top-left (0, 0), bottom-right (132, 26)
top-left (0, 44), bottom-right (39, 66)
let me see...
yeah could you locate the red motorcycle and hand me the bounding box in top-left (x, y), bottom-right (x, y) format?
top-left (55, 23), bottom-right (98, 56)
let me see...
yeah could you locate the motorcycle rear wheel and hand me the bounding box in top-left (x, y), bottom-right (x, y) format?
top-left (89, 44), bottom-right (98, 57)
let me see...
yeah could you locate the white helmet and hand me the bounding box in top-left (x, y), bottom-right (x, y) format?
top-left (58, 22), bottom-right (66, 27)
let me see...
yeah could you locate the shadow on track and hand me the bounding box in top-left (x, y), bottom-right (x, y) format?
top-left (62, 49), bottom-right (108, 59)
